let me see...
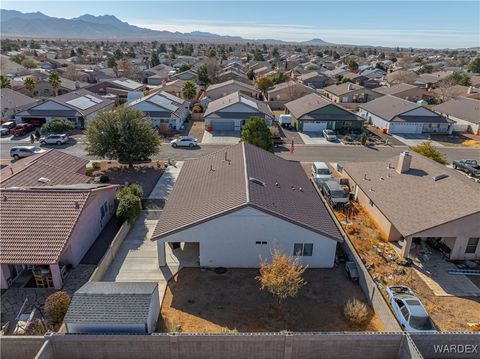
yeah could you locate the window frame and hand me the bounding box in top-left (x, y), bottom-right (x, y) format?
top-left (465, 237), bottom-right (479, 254)
top-left (293, 243), bottom-right (314, 257)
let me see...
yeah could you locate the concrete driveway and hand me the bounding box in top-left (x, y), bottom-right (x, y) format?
top-left (299, 132), bottom-right (344, 145)
top-left (392, 134), bottom-right (444, 147)
top-left (149, 161), bottom-right (183, 200)
top-left (202, 130), bottom-right (240, 144)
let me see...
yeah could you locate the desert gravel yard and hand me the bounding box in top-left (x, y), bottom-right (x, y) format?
top-left (159, 266), bottom-right (384, 333)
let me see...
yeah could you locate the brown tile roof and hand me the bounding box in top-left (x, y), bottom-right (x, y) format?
top-left (152, 143), bottom-right (342, 241)
top-left (342, 153), bottom-right (480, 237)
top-left (0, 150), bottom-right (90, 188)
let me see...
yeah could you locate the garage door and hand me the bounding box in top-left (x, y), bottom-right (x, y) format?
top-left (303, 122), bottom-right (327, 132)
top-left (388, 123), bottom-right (422, 134)
top-left (212, 120), bottom-right (235, 131)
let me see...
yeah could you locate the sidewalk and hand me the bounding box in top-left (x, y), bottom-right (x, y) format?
top-left (149, 161), bottom-right (183, 199)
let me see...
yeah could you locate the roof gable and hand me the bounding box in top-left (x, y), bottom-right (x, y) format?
top-left (29, 100), bottom-right (72, 112)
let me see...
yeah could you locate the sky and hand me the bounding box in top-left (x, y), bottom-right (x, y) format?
top-left (2, 1), bottom-right (479, 48)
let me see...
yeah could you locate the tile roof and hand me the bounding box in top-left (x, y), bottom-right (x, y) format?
top-left (64, 282), bottom-right (157, 324)
top-left (342, 153), bottom-right (480, 237)
top-left (433, 97), bottom-right (480, 125)
top-left (152, 143), bottom-right (342, 241)
top-left (0, 150), bottom-right (90, 188)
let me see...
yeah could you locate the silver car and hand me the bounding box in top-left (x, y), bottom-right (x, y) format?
top-left (170, 136), bottom-right (198, 148)
top-left (323, 129), bottom-right (337, 141)
top-left (40, 134), bottom-right (69, 145)
top-left (10, 146), bottom-right (46, 160)
top-left (0, 121), bottom-right (16, 136)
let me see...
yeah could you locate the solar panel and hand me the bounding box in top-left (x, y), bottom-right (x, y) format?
top-left (240, 96), bottom-right (258, 110)
top-left (160, 91), bottom-right (181, 103)
top-left (149, 95), bottom-right (178, 112)
top-left (85, 94), bottom-right (102, 104)
top-left (66, 96), bottom-right (97, 110)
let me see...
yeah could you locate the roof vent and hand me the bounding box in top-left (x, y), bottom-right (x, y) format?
top-left (275, 181), bottom-right (279, 187)
top-left (433, 174), bottom-right (448, 181)
top-left (38, 177), bottom-right (50, 183)
top-left (249, 177), bottom-right (266, 187)
top-left (209, 164), bottom-right (215, 172)
top-left (75, 201), bottom-right (80, 209)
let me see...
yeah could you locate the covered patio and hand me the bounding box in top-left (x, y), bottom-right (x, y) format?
top-left (1, 263), bottom-right (66, 290)
top-left (158, 242), bottom-right (200, 275)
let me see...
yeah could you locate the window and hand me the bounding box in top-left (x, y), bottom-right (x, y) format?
top-left (466, 238), bottom-right (479, 254)
top-left (293, 243), bottom-right (313, 256)
top-left (100, 201), bottom-right (109, 220)
top-left (255, 241), bottom-right (268, 245)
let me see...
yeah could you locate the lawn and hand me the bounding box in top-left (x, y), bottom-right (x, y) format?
top-left (159, 266), bottom-right (384, 333)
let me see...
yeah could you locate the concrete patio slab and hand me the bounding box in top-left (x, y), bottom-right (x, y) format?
top-left (392, 134), bottom-right (444, 147)
top-left (202, 130), bottom-right (240, 144)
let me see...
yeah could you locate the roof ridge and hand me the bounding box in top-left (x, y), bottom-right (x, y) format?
top-left (242, 142), bottom-right (250, 203)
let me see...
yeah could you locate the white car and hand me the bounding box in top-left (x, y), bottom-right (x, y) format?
top-left (170, 136), bottom-right (198, 148)
top-left (10, 146), bottom-right (46, 160)
top-left (312, 162), bottom-right (332, 184)
top-left (386, 286), bottom-right (437, 333)
top-left (323, 129), bottom-right (337, 141)
top-left (40, 134), bottom-right (69, 145)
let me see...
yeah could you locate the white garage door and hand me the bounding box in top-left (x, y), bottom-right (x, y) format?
top-left (388, 123), bottom-right (422, 134)
top-left (212, 120), bottom-right (235, 131)
top-left (303, 122), bottom-right (327, 132)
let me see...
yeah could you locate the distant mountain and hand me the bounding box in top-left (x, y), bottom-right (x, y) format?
top-left (0, 9), bottom-right (334, 45)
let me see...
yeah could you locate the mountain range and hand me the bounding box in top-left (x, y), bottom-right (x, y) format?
top-left (0, 9), bottom-right (333, 45)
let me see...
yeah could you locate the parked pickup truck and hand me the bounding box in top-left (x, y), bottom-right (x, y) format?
top-left (452, 159), bottom-right (480, 177)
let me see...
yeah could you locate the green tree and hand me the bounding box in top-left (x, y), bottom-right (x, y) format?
top-left (107, 56), bottom-right (117, 68)
top-left (1, 75), bottom-right (12, 89)
top-left (410, 140), bottom-right (448, 165)
top-left (240, 116), bottom-right (274, 152)
top-left (467, 57), bottom-right (480, 73)
top-left (181, 80), bottom-right (197, 101)
top-left (21, 58), bottom-right (37, 69)
top-left (270, 72), bottom-right (289, 85)
top-left (196, 63), bottom-right (209, 88)
top-left (178, 63), bottom-right (191, 72)
top-left (85, 107), bottom-right (160, 166)
top-left (150, 50), bottom-right (160, 67)
top-left (347, 59), bottom-right (359, 72)
top-left (443, 72), bottom-right (471, 87)
top-left (24, 77), bottom-right (36, 95)
top-left (10, 54), bottom-right (25, 64)
top-left (256, 77), bottom-right (274, 93)
top-left (41, 119), bottom-right (75, 135)
top-left (48, 71), bottom-right (61, 96)
top-left (208, 48), bottom-right (217, 58)
top-left (116, 184), bottom-right (143, 223)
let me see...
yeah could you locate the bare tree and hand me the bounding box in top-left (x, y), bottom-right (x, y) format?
top-left (206, 57), bottom-right (221, 84)
top-left (388, 70), bottom-right (418, 85)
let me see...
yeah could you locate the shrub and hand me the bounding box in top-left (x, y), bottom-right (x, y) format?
top-left (86, 166), bottom-right (94, 177)
top-left (410, 140), bottom-right (448, 165)
top-left (344, 298), bottom-right (369, 327)
top-left (91, 162), bottom-right (101, 170)
top-left (44, 291), bottom-right (71, 324)
top-left (360, 132), bottom-right (368, 146)
top-left (116, 184), bottom-right (144, 223)
top-left (99, 174), bottom-right (109, 183)
top-left (41, 119), bottom-right (75, 134)
top-left (192, 103), bottom-right (203, 113)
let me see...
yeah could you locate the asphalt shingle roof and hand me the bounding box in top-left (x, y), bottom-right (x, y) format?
top-left (433, 97), bottom-right (480, 125)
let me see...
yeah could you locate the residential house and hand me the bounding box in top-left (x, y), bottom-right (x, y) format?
top-left (151, 143), bottom-right (343, 268)
top-left (323, 83), bottom-right (381, 103)
top-left (413, 71), bottom-right (452, 89)
top-left (285, 93), bottom-right (364, 133)
top-left (253, 66), bottom-right (270, 79)
top-left (85, 78), bottom-right (145, 100)
top-left (340, 151), bottom-right (480, 260)
top-left (204, 92), bottom-right (274, 131)
top-left (266, 81), bottom-right (315, 103)
top-left (64, 282), bottom-right (160, 334)
top-left (0, 150), bottom-right (118, 290)
top-left (13, 73), bottom-right (89, 97)
top-left (160, 79), bottom-right (195, 99)
top-left (15, 89), bottom-right (114, 128)
top-left (297, 71), bottom-right (328, 89)
top-left (144, 64), bottom-right (175, 85)
top-left (358, 95), bottom-right (452, 134)
top-left (372, 83), bottom-right (430, 102)
top-left (129, 91), bottom-right (190, 130)
top-left (206, 79), bottom-right (260, 101)
top-left (217, 69), bottom-right (250, 84)
top-left (0, 88), bottom-right (39, 120)
top-left (360, 68), bottom-right (386, 79)
top-left (433, 97), bottom-right (480, 134)
top-left (170, 69), bottom-right (197, 81)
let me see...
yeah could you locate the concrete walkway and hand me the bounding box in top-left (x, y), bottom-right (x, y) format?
top-left (149, 161), bottom-right (184, 200)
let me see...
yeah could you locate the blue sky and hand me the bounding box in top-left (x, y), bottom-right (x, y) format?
top-left (2, 1), bottom-right (479, 48)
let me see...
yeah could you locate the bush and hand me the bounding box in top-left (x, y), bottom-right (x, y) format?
top-left (360, 132), bottom-right (368, 146)
top-left (192, 103), bottom-right (203, 113)
top-left (344, 298), bottom-right (369, 327)
top-left (44, 291), bottom-right (71, 324)
top-left (41, 119), bottom-right (75, 134)
top-left (86, 166), bottom-right (94, 176)
top-left (99, 174), bottom-right (109, 183)
top-left (116, 184), bottom-right (144, 223)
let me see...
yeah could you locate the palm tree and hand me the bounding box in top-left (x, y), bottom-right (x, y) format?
top-left (48, 71), bottom-right (61, 96)
top-left (181, 80), bottom-right (197, 103)
top-left (0, 75), bottom-right (12, 89)
top-left (24, 77), bottom-right (36, 96)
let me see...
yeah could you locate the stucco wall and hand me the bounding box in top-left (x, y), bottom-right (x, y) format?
top-left (158, 206), bottom-right (338, 268)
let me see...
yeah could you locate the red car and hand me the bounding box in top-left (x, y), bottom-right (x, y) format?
top-left (10, 123), bottom-right (34, 137)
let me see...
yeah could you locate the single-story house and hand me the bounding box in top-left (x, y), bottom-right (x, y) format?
top-left (144, 64), bottom-right (175, 85)
top-left (433, 97), bottom-right (480, 134)
top-left (372, 83), bottom-right (429, 102)
top-left (129, 90), bottom-right (190, 130)
top-left (285, 93), bottom-right (363, 132)
top-left (358, 95), bottom-right (453, 134)
top-left (206, 79), bottom-right (260, 101)
top-left (340, 151), bottom-right (480, 260)
top-left (413, 71), bottom-right (452, 89)
top-left (323, 83), bottom-right (381, 103)
top-left (151, 143), bottom-right (343, 268)
top-left (0, 88), bottom-right (39, 121)
top-left (297, 71), bottom-right (328, 89)
top-left (85, 78), bottom-right (145, 99)
top-left (360, 68), bottom-right (386, 79)
top-left (253, 66), bottom-right (270, 78)
top-left (266, 81), bottom-right (315, 102)
top-left (204, 91), bottom-right (274, 131)
top-left (64, 282), bottom-right (160, 334)
top-left (170, 69), bottom-right (197, 81)
top-left (15, 89), bottom-right (114, 128)
top-left (12, 74), bottom-right (89, 97)
top-left (217, 69), bottom-right (251, 84)
top-left (159, 79), bottom-right (194, 99)
top-left (0, 150), bottom-right (118, 290)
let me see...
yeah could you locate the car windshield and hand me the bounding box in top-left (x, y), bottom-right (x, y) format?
top-left (465, 160), bottom-right (478, 166)
top-left (409, 315), bottom-right (435, 330)
top-left (325, 130), bottom-right (334, 135)
top-left (317, 169), bottom-right (331, 175)
top-left (33, 147), bottom-right (43, 152)
top-left (331, 190), bottom-right (347, 198)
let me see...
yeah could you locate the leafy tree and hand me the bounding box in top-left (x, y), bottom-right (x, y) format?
top-left (178, 63), bottom-right (191, 72)
top-left (70, 49), bottom-right (76, 57)
top-left (44, 291), bottom-right (70, 325)
top-left (240, 116), bottom-right (274, 152)
top-left (48, 71), bottom-right (61, 96)
top-left (10, 54), bottom-right (25, 64)
top-left (467, 57), bottom-right (480, 73)
top-left (41, 119), bottom-right (75, 134)
top-left (150, 50), bottom-right (160, 67)
top-left (181, 80), bottom-right (197, 101)
top-left (114, 49), bottom-right (124, 60)
top-left (253, 49), bottom-right (264, 61)
top-left (306, 65), bottom-right (319, 71)
top-left (347, 59), bottom-right (359, 72)
top-left (270, 72), bottom-right (288, 85)
top-left (256, 77), bottom-right (274, 93)
top-left (116, 184), bottom-right (143, 223)
top-left (256, 248), bottom-right (307, 307)
top-left (158, 43), bottom-right (167, 53)
top-left (333, 51), bottom-right (340, 60)
top-left (410, 140), bottom-right (448, 165)
top-left (246, 69), bottom-right (255, 80)
top-left (85, 107), bottom-right (160, 166)
top-left (208, 48), bottom-right (217, 58)
top-left (443, 72), bottom-right (471, 87)
top-left (1, 75), bottom-right (12, 89)
top-left (24, 77), bottom-right (36, 95)
top-left (107, 56), bottom-right (117, 68)
top-left (21, 58), bottom-right (37, 69)
top-left (196, 63), bottom-right (209, 88)
top-left (378, 52), bottom-right (386, 60)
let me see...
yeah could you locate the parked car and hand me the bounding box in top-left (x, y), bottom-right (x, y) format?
top-left (386, 286), bottom-right (437, 333)
top-left (452, 159), bottom-right (480, 177)
top-left (323, 129), bottom-right (337, 141)
top-left (170, 136), bottom-right (198, 148)
top-left (271, 135), bottom-right (284, 147)
top-left (322, 180), bottom-right (349, 207)
top-left (10, 146), bottom-right (46, 160)
top-left (311, 162), bottom-right (332, 184)
top-left (0, 121), bottom-right (16, 136)
top-left (10, 123), bottom-right (34, 137)
top-left (40, 134), bottom-right (69, 145)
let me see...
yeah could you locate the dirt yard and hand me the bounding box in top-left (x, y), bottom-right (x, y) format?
top-left (336, 203), bottom-right (480, 332)
top-left (430, 133), bottom-right (480, 148)
top-left (159, 266), bottom-right (384, 333)
top-left (92, 161), bottom-right (163, 197)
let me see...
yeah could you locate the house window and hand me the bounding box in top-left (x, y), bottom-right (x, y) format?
top-left (466, 238), bottom-right (479, 254)
top-left (100, 201), bottom-right (109, 220)
top-left (293, 243), bottom-right (313, 256)
top-left (255, 241), bottom-right (268, 245)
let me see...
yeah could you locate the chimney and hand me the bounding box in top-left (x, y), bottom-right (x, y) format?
top-left (396, 151), bottom-right (412, 174)
top-left (467, 86), bottom-right (473, 95)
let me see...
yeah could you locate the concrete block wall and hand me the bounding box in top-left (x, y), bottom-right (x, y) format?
top-left (410, 333), bottom-right (480, 359)
top-left (0, 336), bottom-right (45, 359)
